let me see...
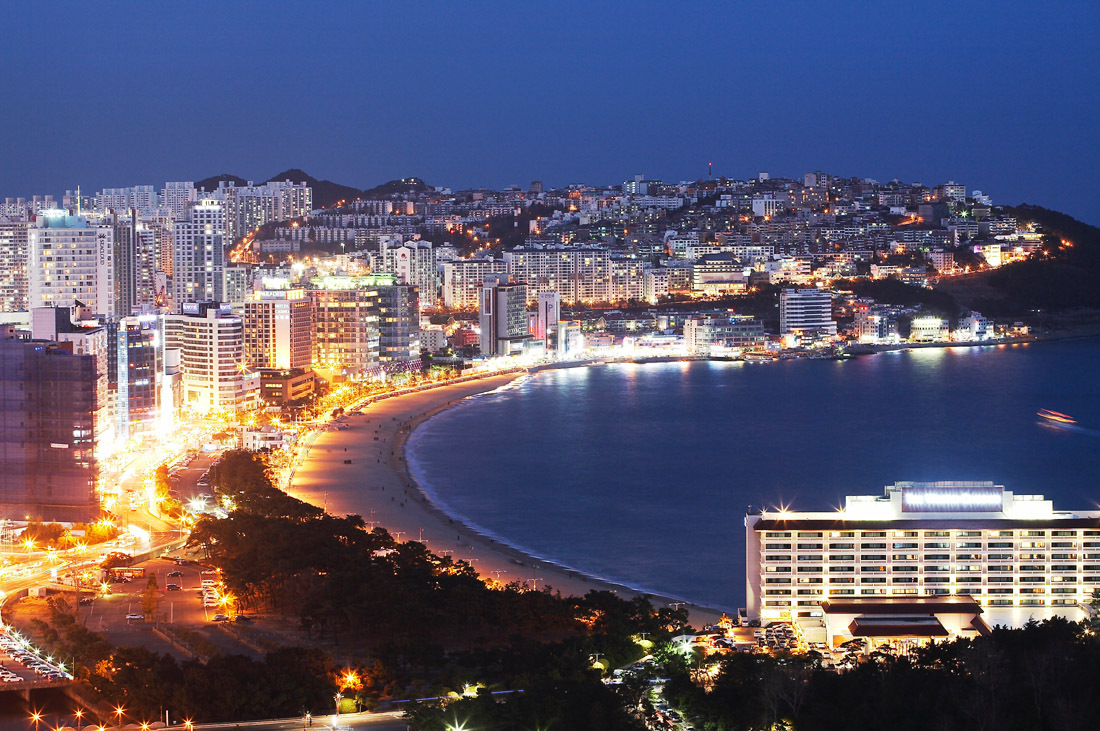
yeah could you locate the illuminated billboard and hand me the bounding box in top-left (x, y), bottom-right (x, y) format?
top-left (901, 485), bottom-right (1004, 513)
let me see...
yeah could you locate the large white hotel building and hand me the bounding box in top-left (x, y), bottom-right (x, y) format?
top-left (746, 481), bottom-right (1100, 628)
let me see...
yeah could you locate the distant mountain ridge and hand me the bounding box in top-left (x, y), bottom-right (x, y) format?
top-left (194, 169), bottom-right (431, 209)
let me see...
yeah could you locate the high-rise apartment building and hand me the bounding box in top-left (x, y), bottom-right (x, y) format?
top-left (95, 186), bottom-right (158, 215)
top-left (172, 199), bottom-right (226, 307)
top-left (503, 247), bottom-right (611, 304)
top-left (28, 210), bottom-right (115, 316)
top-left (441, 258), bottom-right (507, 309)
top-left (243, 285), bottom-right (312, 370)
top-left (214, 180), bottom-right (312, 245)
top-left (377, 240), bottom-right (436, 308)
top-left (164, 302), bottom-right (255, 412)
top-left (112, 210), bottom-right (160, 316)
top-left (779, 288), bottom-right (836, 336)
top-left (478, 274), bottom-right (529, 356)
top-left (1, 196), bottom-right (58, 218)
top-left (161, 182), bottom-right (197, 221)
top-left (746, 481), bottom-right (1099, 629)
top-left (0, 220), bottom-right (30, 312)
top-left (0, 332), bottom-right (101, 521)
top-left (223, 264), bottom-right (253, 305)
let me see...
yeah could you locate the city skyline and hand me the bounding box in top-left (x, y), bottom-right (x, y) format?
top-left (1, 2), bottom-right (1098, 223)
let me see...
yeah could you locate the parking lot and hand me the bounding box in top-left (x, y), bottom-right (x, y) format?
top-left (77, 553), bottom-right (259, 658)
top-left (0, 627), bottom-right (72, 685)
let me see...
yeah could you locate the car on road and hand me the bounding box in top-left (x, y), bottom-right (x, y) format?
top-left (167, 570), bottom-right (183, 577)
top-left (166, 584), bottom-right (181, 591)
top-left (211, 614), bottom-right (229, 622)
top-left (125, 613), bottom-right (144, 621)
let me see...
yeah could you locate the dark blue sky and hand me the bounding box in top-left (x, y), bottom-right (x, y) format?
top-left (2, 2), bottom-right (1097, 223)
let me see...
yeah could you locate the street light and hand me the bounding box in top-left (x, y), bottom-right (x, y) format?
top-left (30, 711), bottom-right (42, 731)
top-left (114, 706), bottom-right (125, 730)
top-left (74, 709), bottom-right (83, 731)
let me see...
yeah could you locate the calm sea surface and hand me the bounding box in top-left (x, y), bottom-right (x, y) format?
top-left (407, 339), bottom-right (1100, 610)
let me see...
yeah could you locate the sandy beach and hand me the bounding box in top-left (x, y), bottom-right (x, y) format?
top-left (289, 373), bottom-right (723, 627)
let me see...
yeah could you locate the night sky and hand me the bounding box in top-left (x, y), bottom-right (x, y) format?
top-left (2, 2), bottom-right (1097, 222)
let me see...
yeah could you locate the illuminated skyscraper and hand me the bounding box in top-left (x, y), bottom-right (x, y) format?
top-left (243, 285), bottom-right (312, 370)
top-left (478, 274), bottom-right (529, 356)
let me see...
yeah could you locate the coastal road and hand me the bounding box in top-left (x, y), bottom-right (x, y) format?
top-left (193, 710), bottom-right (407, 731)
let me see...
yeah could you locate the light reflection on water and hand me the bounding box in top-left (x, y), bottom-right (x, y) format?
top-left (410, 339), bottom-right (1100, 609)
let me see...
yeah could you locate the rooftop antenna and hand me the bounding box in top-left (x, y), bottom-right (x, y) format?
top-left (708, 162), bottom-right (713, 180)
top-left (76, 185), bottom-right (80, 214)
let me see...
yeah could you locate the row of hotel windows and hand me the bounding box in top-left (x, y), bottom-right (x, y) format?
top-left (764, 530), bottom-right (1100, 538)
top-left (762, 576), bottom-right (1094, 584)
top-left (765, 596), bottom-right (1077, 608)
top-left (767, 542), bottom-right (1092, 550)
top-left (765, 584), bottom-right (1082, 589)
top-left (764, 555), bottom-right (1099, 563)
top-left (765, 567), bottom-right (1099, 576)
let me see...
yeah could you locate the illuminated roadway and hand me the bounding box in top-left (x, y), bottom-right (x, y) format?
top-left (193, 711), bottom-right (407, 731)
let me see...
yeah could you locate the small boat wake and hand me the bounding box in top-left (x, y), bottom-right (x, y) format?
top-left (1037, 409), bottom-right (1100, 437)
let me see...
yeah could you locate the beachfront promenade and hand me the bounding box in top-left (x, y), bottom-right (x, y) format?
top-left (289, 373), bottom-right (723, 626)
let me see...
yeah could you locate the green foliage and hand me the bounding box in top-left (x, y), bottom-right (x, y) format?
top-left (938, 204), bottom-right (1100, 315)
top-left (188, 448), bottom-right (684, 724)
top-left (20, 522), bottom-right (66, 547)
top-left (20, 597), bottom-right (336, 722)
top-left (141, 574), bottom-right (159, 617)
top-left (661, 617), bottom-right (1100, 731)
top-left (834, 277), bottom-right (960, 318)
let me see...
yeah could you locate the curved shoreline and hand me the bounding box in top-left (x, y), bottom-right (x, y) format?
top-left (289, 372), bottom-right (726, 626)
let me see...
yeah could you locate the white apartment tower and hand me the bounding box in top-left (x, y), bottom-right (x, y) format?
top-left (162, 182), bottom-right (197, 221)
top-left (95, 186), bottom-right (158, 215)
top-left (779, 288), bottom-right (836, 336)
top-left (441, 258), bottom-right (507, 309)
top-left (503, 247), bottom-right (611, 304)
top-left (172, 199), bottom-right (226, 307)
top-left (28, 210), bottom-right (115, 316)
top-left (382, 240), bottom-right (437, 308)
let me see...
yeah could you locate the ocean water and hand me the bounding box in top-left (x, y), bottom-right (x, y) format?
top-left (407, 339), bottom-right (1100, 610)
